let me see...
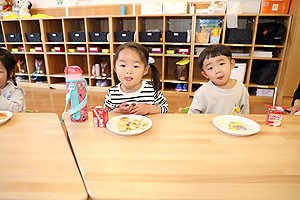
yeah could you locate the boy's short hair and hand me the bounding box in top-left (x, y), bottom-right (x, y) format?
top-left (198, 44), bottom-right (232, 70)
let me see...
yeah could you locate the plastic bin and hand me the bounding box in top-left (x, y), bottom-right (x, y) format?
top-left (114, 31), bottom-right (135, 42)
top-left (6, 33), bottom-right (22, 42)
top-left (47, 32), bottom-right (64, 42)
top-left (89, 32), bottom-right (108, 42)
top-left (139, 32), bottom-right (161, 42)
top-left (260, 0), bottom-right (290, 14)
top-left (165, 31), bottom-right (187, 43)
top-left (25, 33), bottom-right (42, 42)
top-left (230, 63), bottom-right (247, 83)
top-left (68, 32), bottom-right (86, 42)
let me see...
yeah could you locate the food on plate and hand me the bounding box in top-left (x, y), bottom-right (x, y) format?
top-left (118, 117), bottom-right (149, 132)
top-left (227, 122), bottom-right (247, 131)
top-left (0, 112), bottom-right (8, 120)
top-left (118, 117), bottom-right (129, 132)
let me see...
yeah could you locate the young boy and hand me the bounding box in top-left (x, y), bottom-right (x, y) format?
top-left (188, 44), bottom-right (249, 114)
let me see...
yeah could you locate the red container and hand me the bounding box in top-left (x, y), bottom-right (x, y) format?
top-left (54, 46), bottom-right (64, 52)
top-left (178, 48), bottom-right (190, 55)
top-left (35, 46), bottom-right (43, 52)
top-left (260, 0), bottom-right (290, 14)
top-left (92, 106), bottom-right (109, 127)
top-left (151, 47), bottom-right (162, 53)
top-left (76, 47), bottom-right (86, 52)
top-left (265, 105), bottom-right (285, 127)
top-left (18, 47), bottom-right (24, 52)
top-left (89, 47), bottom-right (102, 53)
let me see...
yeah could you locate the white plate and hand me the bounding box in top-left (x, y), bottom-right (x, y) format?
top-left (106, 115), bottom-right (152, 136)
top-left (0, 111), bottom-right (13, 125)
top-left (212, 115), bottom-right (261, 136)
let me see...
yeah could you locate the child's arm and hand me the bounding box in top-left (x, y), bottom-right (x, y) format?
top-left (0, 88), bottom-right (25, 112)
top-left (188, 88), bottom-right (205, 114)
top-left (240, 87), bottom-right (250, 114)
top-left (129, 91), bottom-right (168, 115)
top-left (129, 103), bottom-right (161, 115)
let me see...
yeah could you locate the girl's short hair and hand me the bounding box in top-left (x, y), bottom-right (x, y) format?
top-left (198, 44), bottom-right (232, 70)
top-left (113, 42), bottom-right (161, 91)
top-left (0, 48), bottom-right (17, 85)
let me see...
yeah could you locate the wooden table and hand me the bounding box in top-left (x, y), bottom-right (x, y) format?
top-left (0, 113), bottom-right (88, 200)
top-left (65, 113), bottom-right (300, 200)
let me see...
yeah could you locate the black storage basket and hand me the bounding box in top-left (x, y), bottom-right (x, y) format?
top-left (25, 33), bottom-right (41, 42)
top-left (89, 32), bottom-right (108, 42)
top-left (0, 33), bottom-right (4, 42)
top-left (250, 61), bottom-right (279, 85)
top-left (165, 31), bottom-right (187, 43)
top-left (139, 32), bottom-right (161, 42)
top-left (225, 29), bottom-right (252, 44)
top-left (68, 32), bottom-right (86, 42)
top-left (47, 32), bottom-right (64, 42)
top-left (114, 31), bottom-right (135, 42)
top-left (6, 33), bottom-right (23, 42)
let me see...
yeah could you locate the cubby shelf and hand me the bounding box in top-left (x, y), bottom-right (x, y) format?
top-left (0, 14), bottom-right (291, 98)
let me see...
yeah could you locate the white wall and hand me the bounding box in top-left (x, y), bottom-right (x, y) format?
top-left (30, 0), bottom-right (209, 8)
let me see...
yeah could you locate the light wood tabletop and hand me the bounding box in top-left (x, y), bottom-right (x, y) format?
top-left (0, 113), bottom-right (88, 200)
top-left (65, 113), bottom-right (300, 200)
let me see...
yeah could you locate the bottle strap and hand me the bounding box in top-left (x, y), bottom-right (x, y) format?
top-left (61, 81), bottom-right (87, 122)
top-left (31, 70), bottom-right (38, 80)
top-left (61, 85), bottom-right (73, 122)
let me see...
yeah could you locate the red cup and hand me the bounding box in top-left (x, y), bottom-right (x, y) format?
top-left (265, 105), bottom-right (285, 127)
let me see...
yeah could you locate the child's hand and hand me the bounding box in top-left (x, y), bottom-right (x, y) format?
top-left (117, 102), bottom-right (134, 114)
top-left (129, 103), bottom-right (160, 115)
top-left (129, 103), bottom-right (149, 115)
top-left (287, 99), bottom-right (300, 115)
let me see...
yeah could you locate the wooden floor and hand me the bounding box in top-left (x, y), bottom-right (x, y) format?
top-left (24, 87), bottom-right (272, 118)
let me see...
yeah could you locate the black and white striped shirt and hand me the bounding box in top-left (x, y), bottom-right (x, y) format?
top-left (104, 80), bottom-right (168, 113)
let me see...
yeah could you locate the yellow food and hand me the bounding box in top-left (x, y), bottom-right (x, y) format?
top-left (118, 117), bottom-right (149, 132)
top-left (0, 113), bottom-right (8, 120)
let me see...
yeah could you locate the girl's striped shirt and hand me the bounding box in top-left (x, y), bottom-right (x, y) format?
top-left (104, 80), bottom-right (168, 113)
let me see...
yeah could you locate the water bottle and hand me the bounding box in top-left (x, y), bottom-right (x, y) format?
top-left (62, 65), bottom-right (88, 122)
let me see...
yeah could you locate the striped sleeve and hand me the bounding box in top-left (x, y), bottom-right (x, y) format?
top-left (154, 91), bottom-right (168, 113)
top-left (104, 88), bottom-right (117, 111)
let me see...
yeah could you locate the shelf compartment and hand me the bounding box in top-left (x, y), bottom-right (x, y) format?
top-left (66, 54), bottom-right (88, 75)
top-left (86, 17), bottom-right (109, 42)
top-left (26, 54), bottom-right (46, 78)
top-left (255, 15), bottom-right (291, 46)
top-left (42, 18), bottom-right (64, 42)
top-left (137, 16), bottom-right (163, 42)
top-left (87, 43), bottom-right (110, 54)
top-left (164, 57), bottom-right (190, 82)
top-left (2, 20), bottom-right (23, 43)
top-left (163, 82), bottom-right (189, 96)
top-left (24, 44), bottom-right (44, 54)
top-left (66, 43), bottom-right (88, 53)
top-left (88, 55), bottom-right (111, 78)
top-left (46, 54), bottom-right (66, 76)
top-left (253, 46), bottom-right (284, 59)
top-left (250, 60), bottom-right (280, 86)
top-left (195, 16), bottom-right (224, 44)
top-left (64, 18), bottom-right (86, 42)
top-left (21, 19), bottom-right (42, 43)
top-left (112, 17), bottom-right (136, 42)
top-left (90, 79), bottom-right (112, 87)
top-left (224, 16), bottom-right (257, 45)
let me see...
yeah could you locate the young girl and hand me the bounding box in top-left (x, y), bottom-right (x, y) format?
top-left (104, 42), bottom-right (168, 115)
top-left (0, 48), bottom-right (26, 112)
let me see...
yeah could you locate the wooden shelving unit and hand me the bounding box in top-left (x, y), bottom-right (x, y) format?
top-left (0, 14), bottom-right (292, 99)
